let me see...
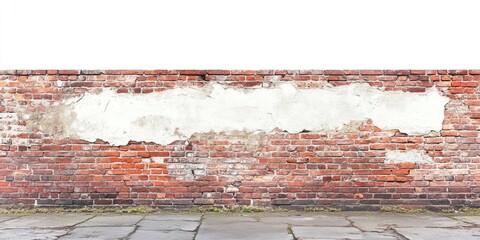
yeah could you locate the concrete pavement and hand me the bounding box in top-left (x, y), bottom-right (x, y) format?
top-left (0, 212), bottom-right (479, 239)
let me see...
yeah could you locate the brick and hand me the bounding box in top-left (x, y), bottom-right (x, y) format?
top-left (0, 70), bottom-right (16, 75)
top-left (271, 199), bottom-right (294, 205)
top-left (448, 70), bottom-right (468, 75)
top-left (385, 70), bottom-right (410, 75)
top-left (206, 70), bottom-right (230, 75)
top-left (360, 70), bottom-right (383, 75)
top-left (121, 70), bottom-right (143, 75)
top-left (193, 198), bottom-right (214, 205)
top-left (81, 70), bottom-right (104, 75)
top-left (36, 199), bottom-right (55, 205)
top-left (370, 143), bottom-right (385, 150)
top-left (73, 199), bottom-right (94, 205)
top-left (398, 163), bottom-right (416, 169)
top-left (17, 70), bottom-right (48, 75)
top-left (58, 70), bottom-right (80, 75)
top-left (324, 70), bottom-right (345, 75)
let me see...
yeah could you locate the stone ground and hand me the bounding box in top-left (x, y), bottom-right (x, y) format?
top-left (0, 212), bottom-right (479, 240)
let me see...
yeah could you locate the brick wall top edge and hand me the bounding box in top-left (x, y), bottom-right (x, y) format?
top-left (1, 70), bottom-right (479, 75)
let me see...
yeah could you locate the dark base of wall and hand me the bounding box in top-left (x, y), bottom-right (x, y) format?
top-left (4, 198), bottom-right (477, 210)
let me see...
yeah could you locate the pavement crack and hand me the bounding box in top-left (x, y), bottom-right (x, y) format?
top-left (346, 215), bottom-right (409, 239)
top-left (287, 224), bottom-right (298, 240)
top-left (0, 215), bottom-right (23, 223)
top-left (122, 214), bottom-right (147, 240)
top-left (345, 216), bottom-right (365, 232)
top-left (445, 215), bottom-right (480, 228)
top-left (192, 214), bottom-right (205, 240)
top-left (56, 214), bottom-right (96, 239)
top-left (72, 215), bottom-right (97, 227)
top-left (385, 226), bottom-right (409, 240)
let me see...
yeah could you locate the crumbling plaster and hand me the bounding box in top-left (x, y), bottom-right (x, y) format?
top-left (385, 150), bottom-right (434, 164)
top-left (35, 82), bottom-right (449, 146)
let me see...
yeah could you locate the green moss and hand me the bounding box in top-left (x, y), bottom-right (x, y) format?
top-left (6, 205), bottom-right (477, 215)
top-left (304, 207), bottom-right (341, 212)
top-left (440, 208), bottom-right (456, 214)
top-left (379, 207), bottom-right (431, 214)
top-left (187, 206), bottom-right (276, 213)
top-left (0, 206), bottom-right (157, 215)
top-left (458, 207), bottom-right (480, 215)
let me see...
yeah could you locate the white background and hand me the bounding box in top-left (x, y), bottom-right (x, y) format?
top-left (0, 0), bottom-right (479, 69)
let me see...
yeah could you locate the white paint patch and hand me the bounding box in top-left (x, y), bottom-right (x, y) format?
top-left (56, 80), bottom-right (64, 87)
top-left (151, 157), bottom-right (164, 163)
top-left (385, 150), bottom-right (434, 164)
top-left (59, 83), bottom-right (449, 145)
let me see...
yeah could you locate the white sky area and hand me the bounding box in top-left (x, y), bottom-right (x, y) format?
top-left (0, 0), bottom-right (479, 69)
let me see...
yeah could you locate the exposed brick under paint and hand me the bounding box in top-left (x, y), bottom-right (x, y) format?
top-left (0, 70), bottom-right (479, 209)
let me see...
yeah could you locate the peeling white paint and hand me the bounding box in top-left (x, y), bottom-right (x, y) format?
top-left (385, 150), bottom-right (434, 164)
top-left (56, 80), bottom-right (64, 87)
top-left (226, 186), bottom-right (240, 193)
top-left (124, 75), bottom-right (137, 82)
top-left (151, 157), bottom-right (164, 163)
top-left (56, 83), bottom-right (448, 145)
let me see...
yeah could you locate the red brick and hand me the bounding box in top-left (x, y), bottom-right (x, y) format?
top-left (121, 70), bottom-right (143, 75)
top-left (398, 163), bottom-right (416, 169)
top-left (324, 70), bottom-right (345, 75)
top-left (58, 70), bottom-right (80, 75)
top-left (360, 70), bottom-right (384, 75)
top-left (448, 70), bottom-right (468, 75)
top-left (385, 70), bottom-right (410, 75)
top-left (149, 152), bottom-right (169, 157)
top-left (370, 143), bottom-right (386, 150)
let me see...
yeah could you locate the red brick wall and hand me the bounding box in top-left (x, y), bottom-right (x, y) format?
top-left (0, 70), bottom-right (479, 209)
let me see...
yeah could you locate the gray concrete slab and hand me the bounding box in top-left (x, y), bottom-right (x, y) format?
top-left (291, 226), bottom-right (399, 240)
top-left (129, 230), bottom-right (196, 240)
top-left (144, 214), bottom-right (202, 221)
top-left (452, 216), bottom-right (480, 225)
top-left (261, 214), bottom-right (350, 227)
top-left (362, 231), bottom-right (399, 240)
top-left (0, 229), bottom-right (68, 240)
top-left (292, 226), bottom-right (363, 240)
top-left (347, 213), bottom-right (470, 231)
top-left (0, 212), bottom-right (478, 240)
top-left (0, 214), bottom-right (92, 229)
top-left (138, 220), bottom-right (199, 231)
top-left (395, 227), bottom-right (480, 240)
top-left (78, 214), bottom-right (143, 227)
top-left (0, 216), bottom-right (16, 223)
top-left (196, 220), bottom-right (292, 240)
top-left (201, 215), bottom-right (257, 223)
top-left (60, 226), bottom-right (135, 240)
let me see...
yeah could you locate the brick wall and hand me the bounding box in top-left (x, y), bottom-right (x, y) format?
top-left (0, 70), bottom-right (479, 209)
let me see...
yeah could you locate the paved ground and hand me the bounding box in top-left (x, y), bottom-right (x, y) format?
top-left (0, 212), bottom-right (479, 240)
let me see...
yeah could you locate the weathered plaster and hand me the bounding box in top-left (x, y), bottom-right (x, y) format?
top-left (37, 83), bottom-right (449, 146)
top-left (385, 150), bottom-right (434, 164)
